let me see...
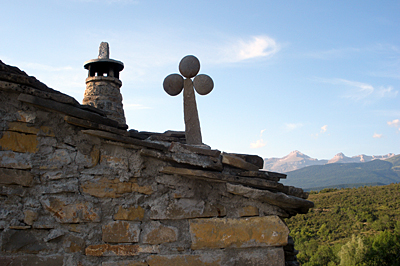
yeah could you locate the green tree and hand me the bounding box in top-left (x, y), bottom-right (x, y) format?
top-left (307, 244), bottom-right (338, 266)
top-left (338, 235), bottom-right (367, 266)
top-left (364, 230), bottom-right (400, 266)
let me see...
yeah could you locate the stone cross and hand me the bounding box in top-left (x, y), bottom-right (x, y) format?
top-left (163, 55), bottom-right (214, 146)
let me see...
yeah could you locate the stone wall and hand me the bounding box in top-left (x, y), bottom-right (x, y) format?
top-left (0, 60), bottom-right (313, 266)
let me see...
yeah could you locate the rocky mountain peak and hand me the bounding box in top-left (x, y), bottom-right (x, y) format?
top-left (264, 151), bottom-right (397, 173)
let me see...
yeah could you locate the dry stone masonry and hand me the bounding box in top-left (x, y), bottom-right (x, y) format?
top-left (0, 44), bottom-right (313, 266)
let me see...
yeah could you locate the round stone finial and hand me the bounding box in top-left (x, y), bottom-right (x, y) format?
top-left (163, 74), bottom-right (184, 96)
top-left (193, 74), bottom-right (214, 95)
top-left (179, 55), bottom-right (200, 78)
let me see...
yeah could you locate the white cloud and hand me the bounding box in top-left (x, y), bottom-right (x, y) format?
top-left (105, 33), bottom-right (280, 86)
top-left (222, 36), bottom-right (280, 63)
top-left (250, 129), bottom-right (267, 149)
top-left (373, 133), bottom-right (383, 138)
top-left (285, 123), bottom-right (303, 131)
top-left (311, 125), bottom-right (328, 138)
top-left (250, 139), bottom-right (267, 149)
top-left (237, 36), bottom-right (279, 60)
top-left (388, 119), bottom-right (400, 130)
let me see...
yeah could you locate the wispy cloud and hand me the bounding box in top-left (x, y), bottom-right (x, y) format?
top-left (338, 79), bottom-right (374, 100)
top-left (250, 129), bottom-right (267, 149)
top-left (315, 78), bottom-right (398, 101)
top-left (285, 123), bottom-right (303, 131)
top-left (376, 86), bottom-right (398, 98)
top-left (305, 43), bottom-right (400, 60)
top-left (373, 133), bottom-right (383, 138)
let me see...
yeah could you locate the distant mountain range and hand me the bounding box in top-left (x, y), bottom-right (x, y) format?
top-left (280, 156), bottom-right (400, 191)
top-left (263, 150), bottom-right (396, 173)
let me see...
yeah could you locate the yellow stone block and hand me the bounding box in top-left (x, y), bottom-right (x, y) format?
top-left (238, 205), bottom-right (259, 217)
top-left (102, 261), bottom-right (148, 266)
top-left (100, 154), bottom-right (128, 169)
top-left (131, 182), bottom-right (153, 195)
top-left (81, 177), bottom-right (132, 198)
top-left (147, 254), bottom-right (222, 266)
top-left (189, 216), bottom-right (289, 250)
top-left (85, 244), bottom-right (158, 256)
top-left (0, 131), bottom-right (38, 153)
top-left (102, 221), bottom-right (140, 243)
top-left (7, 121), bottom-right (54, 137)
top-left (114, 206), bottom-right (145, 221)
top-left (23, 210), bottom-right (38, 225)
top-left (42, 197), bottom-right (101, 223)
top-left (90, 146), bottom-right (100, 166)
top-left (143, 222), bottom-right (177, 245)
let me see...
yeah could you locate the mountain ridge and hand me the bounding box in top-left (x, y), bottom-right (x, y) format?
top-left (263, 150), bottom-right (396, 173)
top-left (280, 156), bottom-right (400, 190)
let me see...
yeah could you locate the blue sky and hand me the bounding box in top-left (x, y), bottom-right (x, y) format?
top-left (1, 0), bottom-right (399, 159)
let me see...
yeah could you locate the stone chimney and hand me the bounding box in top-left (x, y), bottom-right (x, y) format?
top-left (83, 42), bottom-right (127, 129)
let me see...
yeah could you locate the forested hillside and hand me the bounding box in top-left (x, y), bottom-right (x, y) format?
top-left (285, 184), bottom-right (400, 265)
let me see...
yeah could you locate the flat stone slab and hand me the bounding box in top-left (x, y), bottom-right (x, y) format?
top-left (141, 149), bottom-right (223, 171)
top-left (147, 254), bottom-right (222, 266)
top-left (238, 170), bottom-right (286, 181)
top-left (82, 130), bottom-right (168, 151)
top-left (0, 168), bottom-right (33, 187)
top-left (222, 153), bottom-right (259, 171)
top-left (41, 196), bottom-right (101, 223)
top-left (103, 261), bottom-right (147, 266)
top-left (65, 116), bottom-right (129, 136)
top-left (226, 183), bottom-right (314, 214)
top-left (102, 221), bottom-right (140, 243)
top-left (149, 198), bottom-right (226, 220)
top-left (189, 216), bottom-right (289, 249)
top-left (228, 153), bottom-right (264, 169)
top-left (0, 255), bottom-right (64, 266)
top-left (161, 166), bottom-right (284, 191)
top-left (0, 131), bottom-right (39, 153)
top-left (85, 244), bottom-right (159, 256)
top-left (18, 93), bottom-right (119, 128)
top-left (169, 142), bottom-right (221, 157)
